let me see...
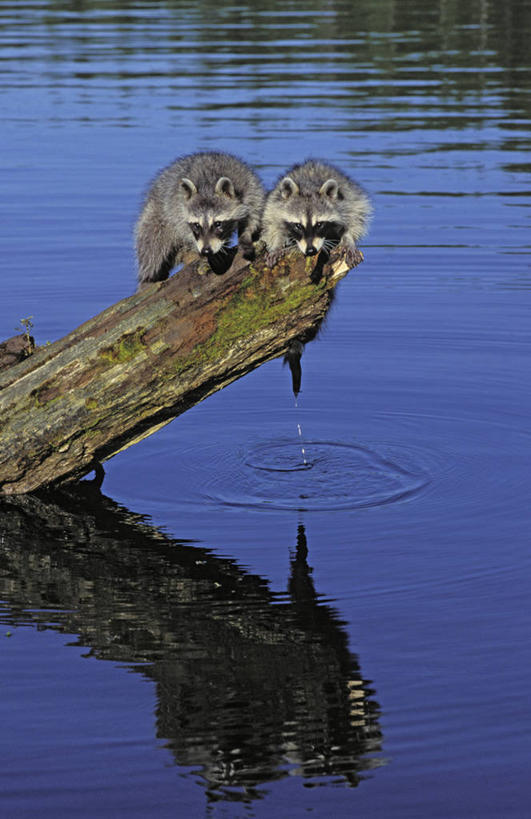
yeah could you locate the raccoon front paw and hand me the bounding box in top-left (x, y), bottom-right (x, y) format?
top-left (197, 259), bottom-right (211, 276)
top-left (343, 245), bottom-right (362, 269)
top-left (265, 249), bottom-right (284, 268)
top-left (240, 240), bottom-right (256, 261)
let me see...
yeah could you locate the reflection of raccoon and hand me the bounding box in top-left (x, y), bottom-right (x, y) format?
top-left (262, 159), bottom-right (372, 266)
top-left (135, 152), bottom-right (265, 283)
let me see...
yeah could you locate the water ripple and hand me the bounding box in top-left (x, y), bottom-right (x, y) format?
top-left (203, 440), bottom-right (430, 512)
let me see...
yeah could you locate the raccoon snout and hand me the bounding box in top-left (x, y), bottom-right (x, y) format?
top-left (305, 247), bottom-right (318, 257)
top-left (200, 247), bottom-right (213, 257)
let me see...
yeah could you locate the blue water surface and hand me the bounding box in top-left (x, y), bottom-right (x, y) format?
top-left (1, 2), bottom-right (530, 817)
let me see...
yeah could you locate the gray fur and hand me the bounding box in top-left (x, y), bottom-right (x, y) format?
top-left (135, 152), bottom-right (265, 283)
top-left (262, 159), bottom-right (372, 265)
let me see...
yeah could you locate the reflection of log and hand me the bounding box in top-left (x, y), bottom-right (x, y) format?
top-left (0, 248), bottom-right (360, 495)
top-left (0, 486), bottom-right (383, 800)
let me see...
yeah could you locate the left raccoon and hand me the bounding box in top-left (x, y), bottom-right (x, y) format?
top-left (135, 152), bottom-right (265, 283)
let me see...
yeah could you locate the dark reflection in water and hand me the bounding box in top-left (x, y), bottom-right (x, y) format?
top-left (2, 1), bottom-right (529, 133)
top-left (0, 487), bottom-right (383, 803)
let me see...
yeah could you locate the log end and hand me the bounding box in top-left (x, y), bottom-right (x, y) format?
top-left (0, 334), bottom-right (35, 373)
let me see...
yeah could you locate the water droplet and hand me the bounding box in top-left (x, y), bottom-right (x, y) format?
top-left (296, 420), bottom-right (307, 466)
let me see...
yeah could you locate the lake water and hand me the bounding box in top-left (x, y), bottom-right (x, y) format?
top-left (1, 1), bottom-right (530, 817)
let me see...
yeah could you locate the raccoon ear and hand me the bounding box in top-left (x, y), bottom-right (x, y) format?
top-left (215, 176), bottom-right (236, 198)
top-left (279, 177), bottom-right (299, 199)
top-left (319, 178), bottom-right (339, 200)
top-left (180, 178), bottom-right (197, 200)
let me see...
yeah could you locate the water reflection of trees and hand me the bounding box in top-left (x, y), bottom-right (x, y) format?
top-left (0, 486), bottom-right (383, 803)
top-left (3, 0), bottom-right (528, 103)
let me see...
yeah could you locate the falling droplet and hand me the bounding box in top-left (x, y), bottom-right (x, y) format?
top-left (296, 418), bottom-right (308, 466)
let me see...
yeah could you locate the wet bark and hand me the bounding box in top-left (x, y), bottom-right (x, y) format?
top-left (0, 247), bottom-right (361, 495)
top-left (0, 333), bottom-right (35, 372)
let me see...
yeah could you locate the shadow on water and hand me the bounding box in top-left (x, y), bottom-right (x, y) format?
top-left (0, 486), bottom-right (384, 805)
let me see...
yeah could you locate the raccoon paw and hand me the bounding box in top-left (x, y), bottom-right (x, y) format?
top-left (343, 245), bottom-right (362, 269)
top-left (265, 249), bottom-right (284, 268)
top-left (239, 240), bottom-right (256, 261)
top-left (197, 259), bottom-right (211, 276)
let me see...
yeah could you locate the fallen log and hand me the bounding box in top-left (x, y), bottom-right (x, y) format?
top-left (0, 247), bottom-right (361, 495)
top-left (0, 333), bottom-right (35, 372)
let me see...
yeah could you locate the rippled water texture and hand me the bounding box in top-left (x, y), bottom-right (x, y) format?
top-left (185, 438), bottom-right (430, 510)
top-left (1, 2), bottom-right (530, 818)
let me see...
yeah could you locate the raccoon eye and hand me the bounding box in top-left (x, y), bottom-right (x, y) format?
top-left (189, 222), bottom-right (201, 237)
top-left (214, 221), bottom-right (223, 229)
top-left (315, 221), bottom-right (324, 230)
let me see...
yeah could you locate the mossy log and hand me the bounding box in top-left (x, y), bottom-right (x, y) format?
top-left (0, 248), bottom-right (361, 495)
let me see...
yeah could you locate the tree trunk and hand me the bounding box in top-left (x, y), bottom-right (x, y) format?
top-left (0, 248), bottom-right (361, 495)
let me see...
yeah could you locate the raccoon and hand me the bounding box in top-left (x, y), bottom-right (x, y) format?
top-left (135, 151), bottom-right (265, 283)
top-left (262, 159), bottom-right (372, 267)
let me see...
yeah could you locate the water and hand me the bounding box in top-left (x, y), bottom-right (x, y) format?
top-left (295, 409), bottom-right (308, 467)
top-left (1, 1), bottom-right (530, 817)
top-left (296, 422), bottom-right (307, 466)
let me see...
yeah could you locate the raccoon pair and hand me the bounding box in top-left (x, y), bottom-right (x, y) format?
top-left (135, 152), bottom-right (371, 284)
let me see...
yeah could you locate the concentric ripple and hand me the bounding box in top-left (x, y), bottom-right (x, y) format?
top-left (204, 440), bottom-right (430, 512)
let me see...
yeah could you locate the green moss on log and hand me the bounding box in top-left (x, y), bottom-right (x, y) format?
top-left (170, 269), bottom-right (320, 377)
top-left (99, 328), bottom-right (147, 365)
